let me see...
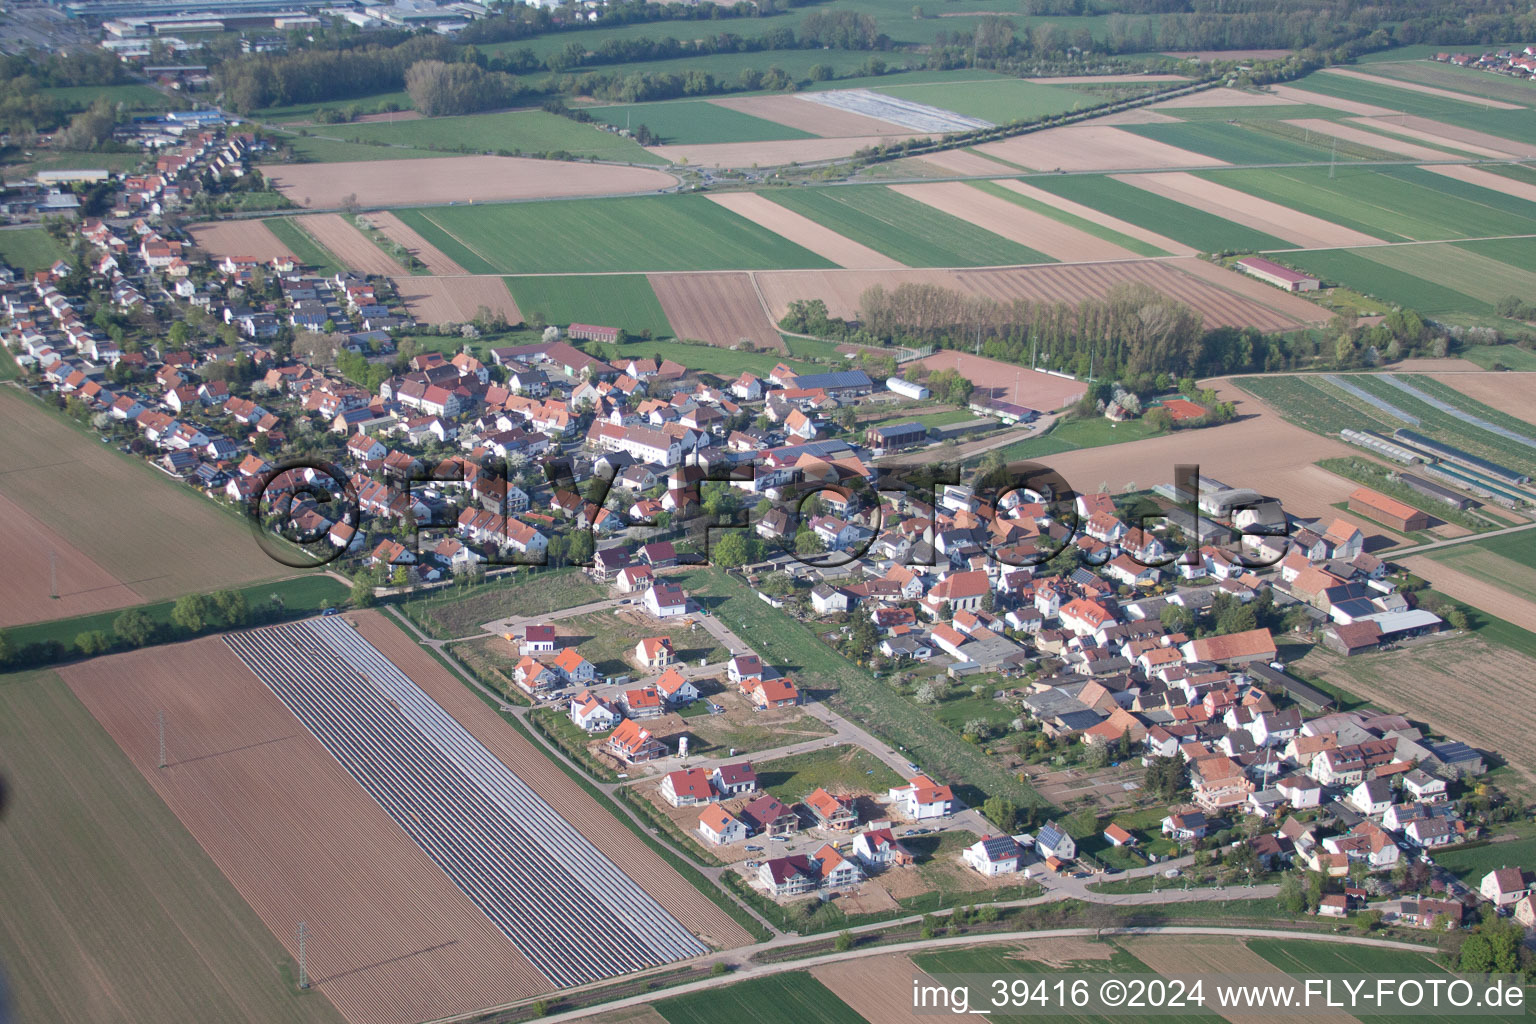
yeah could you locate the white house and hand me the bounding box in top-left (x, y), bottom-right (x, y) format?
top-left (659, 768), bottom-right (713, 808)
top-left (853, 827), bottom-right (913, 870)
top-left (887, 775), bottom-right (955, 820)
top-left (698, 805), bottom-right (747, 846)
top-left (644, 582), bottom-right (688, 619)
top-left (1033, 820), bottom-right (1076, 861)
top-left (569, 691), bottom-right (619, 732)
top-left (963, 835), bottom-right (1021, 876)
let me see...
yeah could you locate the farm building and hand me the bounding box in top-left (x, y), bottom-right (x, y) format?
top-left (1347, 486), bottom-right (1430, 532)
top-left (865, 421), bottom-right (929, 451)
top-left (1234, 256), bottom-right (1320, 292)
top-left (1394, 429), bottom-right (1529, 485)
top-left (568, 323), bottom-right (620, 343)
top-left (886, 377), bottom-right (929, 401)
top-left (970, 398), bottom-right (1037, 424)
top-left (781, 369), bottom-right (873, 398)
top-left (1398, 473), bottom-right (1474, 510)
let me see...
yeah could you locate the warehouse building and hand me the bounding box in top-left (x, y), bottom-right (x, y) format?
top-left (1234, 256), bottom-right (1321, 292)
top-left (1398, 473), bottom-right (1474, 510)
top-left (865, 421), bottom-right (929, 452)
top-left (1347, 486), bottom-right (1430, 532)
top-left (885, 377), bottom-right (929, 401)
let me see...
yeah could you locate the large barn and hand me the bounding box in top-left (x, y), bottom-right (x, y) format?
top-left (1347, 486), bottom-right (1430, 532)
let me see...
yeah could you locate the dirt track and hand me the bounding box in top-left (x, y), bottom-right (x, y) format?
top-left (369, 211), bottom-right (466, 273)
top-left (391, 276), bottom-right (522, 325)
top-left (187, 219), bottom-right (294, 261)
top-left (265, 156), bottom-right (676, 208)
top-left (0, 491), bottom-right (143, 627)
top-left (651, 272), bottom-right (784, 351)
top-left (299, 214), bottom-right (402, 275)
top-left (350, 610), bottom-right (756, 951)
top-left (889, 181), bottom-right (1140, 262)
top-left (1115, 172), bottom-right (1383, 249)
top-left (975, 124), bottom-right (1225, 172)
top-left (707, 193), bottom-right (905, 269)
top-left (59, 637), bottom-right (552, 1024)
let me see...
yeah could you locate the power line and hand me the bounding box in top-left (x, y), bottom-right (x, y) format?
top-left (297, 922), bottom-right (309, 990)
top-left (156, 710), bottom-right (166, 769)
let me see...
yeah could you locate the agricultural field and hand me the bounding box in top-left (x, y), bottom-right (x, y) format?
top-left (0, 226), bottom-right (67, 271)
top-left (0, 669), bottom-right (344, 1024)
top-left (654, 973), bottom-right (865, 1024)
top-left (608, 335), bottom-right (815, 377)
top-left (969, 180), bottom-right (1168, 257)
top-left (507, 274), bottom-right (673, 338)
top-left (1329, 241), bottom-right (1536, 309)
top-left (1118, 118), bottom-right (1367, 164)
top-left (1459, 344), bottom-right (1536, 370)
top-left (254, 89), bottom-right (413, 122)
top-left (276, 133), bottom-right (443, 163)
top-left (1274, 248), bottom-right (1488, 315)
top-left (869, 77), bottom-right (1101, 124)
top-left (1399, 373), bottom-right (1536, 438)
top-left (648, 272), bottom-right (783, 352)
top-left (395, 195), bottom-right (836, 274)
top-left (1422, 539), bottom-right (1536, 605)
top-left (392, 276), bottom-right (523, 325)
top-left (989, 414), bottom-right (1168, 463)
top-left (1246, 938), bottom-right (1445, 975)
top-left (1336, 372), bottom-right (1536, 479)
top-left (398, 568), bottom-right (607, 639)
top-left (1025, 174), bottom-right (1294, 253)
top-left (754, 743), bottom-right (903, 800)
top-left (308, 109), bottom-right (669, 164)
top-left (1430, 823), bottom-right (1536, 884)
top-left (1357, 60), bottom-right (1536, 108)
top-left (0, 389), bottom-right (285, 614)
top-left (263, 216), bottom-right (345, 276)
top-left (763, 186), bottom-right (1054, 267)
top-left (889, 182), bottom-right (1138, 262)
top-left (585, 99), bottom-right (813, 145)
top-left (1195, 164), bottom-right (1536, 243)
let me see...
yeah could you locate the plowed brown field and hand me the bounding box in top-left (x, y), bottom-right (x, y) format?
top-left (265, 156), bottom-right (676, 208)
top-left (889, 181), bottom-right (1140, 262)
top-left (187, 219), bottom-right (294, 261)
top-left (812, 954), bottom-right (940, 1024)
top-left (910, 148), bottom-right (1025, 176)
top-left (368, 211), bottom-right (465, 273)
top-left (1267, 84), bottom-right (1399, 117)
top-left (1430, 371), bottom-right (1536, 424)
top-left (1346, 117), bottom-right (1517, 158)
top-left (298, 214), bottom-right (402, 275)
top-left (349, 610), bottom-right (755, 951)
top-left (651, 272), bottom-right (784, 351)
top-left (991, 179), bottom-right (1195, 255)
top-left (59, 637), bottom-right (552, 1024)
top-left (391, 275), bottom-right (522, 325)
top-left (915, 350), bottom-right (1087, 409)
top-left (1425, 164), bottom-right (1536, 204)
top-left (645, 135), bottom-right (929, 168)
top-left (0, 492), bottom-right (143, 626)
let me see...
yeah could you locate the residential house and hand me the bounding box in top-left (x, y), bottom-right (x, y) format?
top-left (712, 762), bottom-right (758, 798)
top-left (741, 793), bottom-right (799, 836)
top-left (655, 666), bottom-right (701, 706)
top-left (659, 768), bottom-right (714, 808)
top-left (570, 691), bottom-right (620, 732)
top-left (963, 835), bottom-right (1021, 875)
top-left (645, 582), bottom-right (688, 618)
top-left (887, 776), bottom-right (956, 820)
top-left (698, 805), bottom-right (747, 846)
top-left (1034, 820), bottom-right (1076, 861)
top-left (814, 844), bottom-right (863, 889)
top-left (635, 636), bottom-right (675, 670)
top-left (607, 719), bottom-right (666, 762)
top-left (759, 855), bottom-right (818, 897)
top-left (853, 827), bottom-right (914, 870)
top-left (1481, 868), bottom-right (1528, 907)
top-left (804, 787), bottom-right (858, 830)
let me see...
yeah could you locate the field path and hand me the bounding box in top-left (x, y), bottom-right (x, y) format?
top-left (707, 193), bottom-right (904, 269)
top-left (1114, 171), bottom-right (1383, 248)
top-left (889, 181), bottom-right (1139, 262)
top-left (370, 210), bottom-right (466, 273)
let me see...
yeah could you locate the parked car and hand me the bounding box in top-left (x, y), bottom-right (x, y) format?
top-left (745, 845), bottom-right (762, 851)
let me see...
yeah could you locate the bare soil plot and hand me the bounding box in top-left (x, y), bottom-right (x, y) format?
top-left (974, 124), bottom-right (1226, 172)
top-left (707, 193), bottom-right (905, 269)
top-left (297, 214), bottom-right (401, 275)
top-left (1151, 87), bottom-right (1307, 109)
top-left (59, 637), bottom-right (550, 1024)
top-left (1428, 371), bottom-right (1536, 425)
top-left (812, 954), bottom-right (935, 1024)
top-left (264, 156), bottom-right (676, 208)
top-left (1283, 118), bottom-right (1452, 161)
top-left (390, 275), bottom-right (522, 325)
top-left (0, 490), bottom-right (144, 626)
top-left (1172, 257), bottom-right (1333, 325)
top-left (368, 210), bottom-right (465, 273)
top-left (1404, 555), bottom-right (1536, 634)
top-left (916, 350), bottom-right (1087, 410)
top-left (1322, 67), bottom-right (1523, 110)
top-left (1114, 171), bottom-right (1383, 248)
top-left (755, 268), bottom-right (964, 321)
top-left (0, 388), bottom-right (282, 602)
top-left (652, 271), bottom-right (784, 350)
top-left (910, 147), bottom-right (1026, 177)
top-left (1123, 937), bottom-right (1358, 1024)
top-left (1085, 108), bottom-right (1182, 125)
top-left (709, 94), bottom-right (909, 137)
top-left (571, 1005), bottom-right (671, 1024)
top-left (1424, 163), bottom-right (1536, 204)
top-left (888, 181), bottom-right (1140, 262)
top-left (348, 610), bottom-right (756, 951)
top-left (645, 135), bottom-right (930, 168)
top-left (1267, 84), bottom-right (1400, 117)
top-left (187, 219), bottom-right (294, 261)
top-left (1346, 117), bottom-right (1519, 158)
top-left (1297, 634), bottom-right (1536, 785)
top-left (991, 178), bottom-right (1197, 255)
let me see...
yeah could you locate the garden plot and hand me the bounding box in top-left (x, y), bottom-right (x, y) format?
top-left (800, 89), bottom-right (993, 133)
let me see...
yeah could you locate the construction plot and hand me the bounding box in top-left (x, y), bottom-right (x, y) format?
top-left (801, 89), bottom-right (991, 133)
top-left (390, 275), bottom-right (522, 325)
top-left (974, 124), bottom-right (1225, 172)
top-left (889, 181), bottom-right (1139, 262)
top-left (224, 616), bottom-right (711, 989)
top-left (1113, 171), bottom-right (1383, 248)
top-left (59, 637), bottom-right (548, 1024)
top-left (651, 272), bottom-right (784, 350)
top-left (706, 193), bottom-right (904, 269)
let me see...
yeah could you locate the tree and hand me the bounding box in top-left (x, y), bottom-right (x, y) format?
top-left (350, 575), bottom-right (376, 608)
top-left (982, 795), bottom-right (1019, 832)
top-left (113, 607), bottom-right (156, 647)
top-left (1277, 872), bottom-right (1308, 914)
top-left (75, 630), bottom-right (111, 657)
top-left (567, 529), bottom-right (595, 566)
top-left (833, 930), bottom-right (854, 952)
top-left (391, 565), bottom-right (409, 587)
top-left (1143, 755), bottom-right (1189, 802)
top-left (0, 628), bottom-right (12, 667)
top-left (962, 718), bottom-right (992, 742)
top-left (211, 589), bottom-right (250, 627)
top-left (171, 593), bottom-right (212, 634)
top-left (914, 681), bottom-right (944, 705)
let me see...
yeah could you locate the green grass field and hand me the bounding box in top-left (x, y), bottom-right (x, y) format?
top-left (584, 98), bottom-right (811, 145)
top-left (253, 89), bottom-right (414, 122)
top-left (1275, 248), bottom-right (1487, 314)
top-left (609, 338), bottom-right (819, 378)
top-left (655, 972), bottom-right (864, 1024)
top-left (1027, 174), bottom-right (1293, 253)
top-left (764, 185), bottom-right (1054, 266)
top-left (44, 83), bottom-right (173, 110)
top-left (0, 670), bottom-right (342, 1024)
top-left (1199, 164), bottom-right (1536, 243)
top-left (1247, 938), bottom-right (1445, 974)
top-left (870, 77), bottom-right (1100, 124)
top-left (397, 194), bottom-right (836, 274)
top-left (0, 227), bottom-right (66, 273)
top-left (1285, 71), bottom-right (1536, 145)
top-left (1354, 242), bottom-right (1536, 306)
top-left (274, 133), bottom-right (444, 163)
top-left (506, 274), bottom-right (674, 337)
top-left (1461, 344), bottom-right (1536, 370)
top-left (1167, 101), bottom-right (1356, 122)
top-left (262, 217), bottom-right (345, 276)
top-left (1358, 60), bottom-right (1536, 108)
top-left (398, 568), bottom-right (607, 639)
top-left (1119, 119), bottom-right (1360, 165)
top-left (754, 744), bottom-right (903, 800)
top-left (967, 180), bottom-right (1166, 256)
top-left (989, 414), bottom-right (1168, 462)
top-left (306, 109), bottom-right (668, 164)
top-left (1234, 374), bottom-right (1401, 436)
top-left (1430, 825), bottom-right (1536, 884)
